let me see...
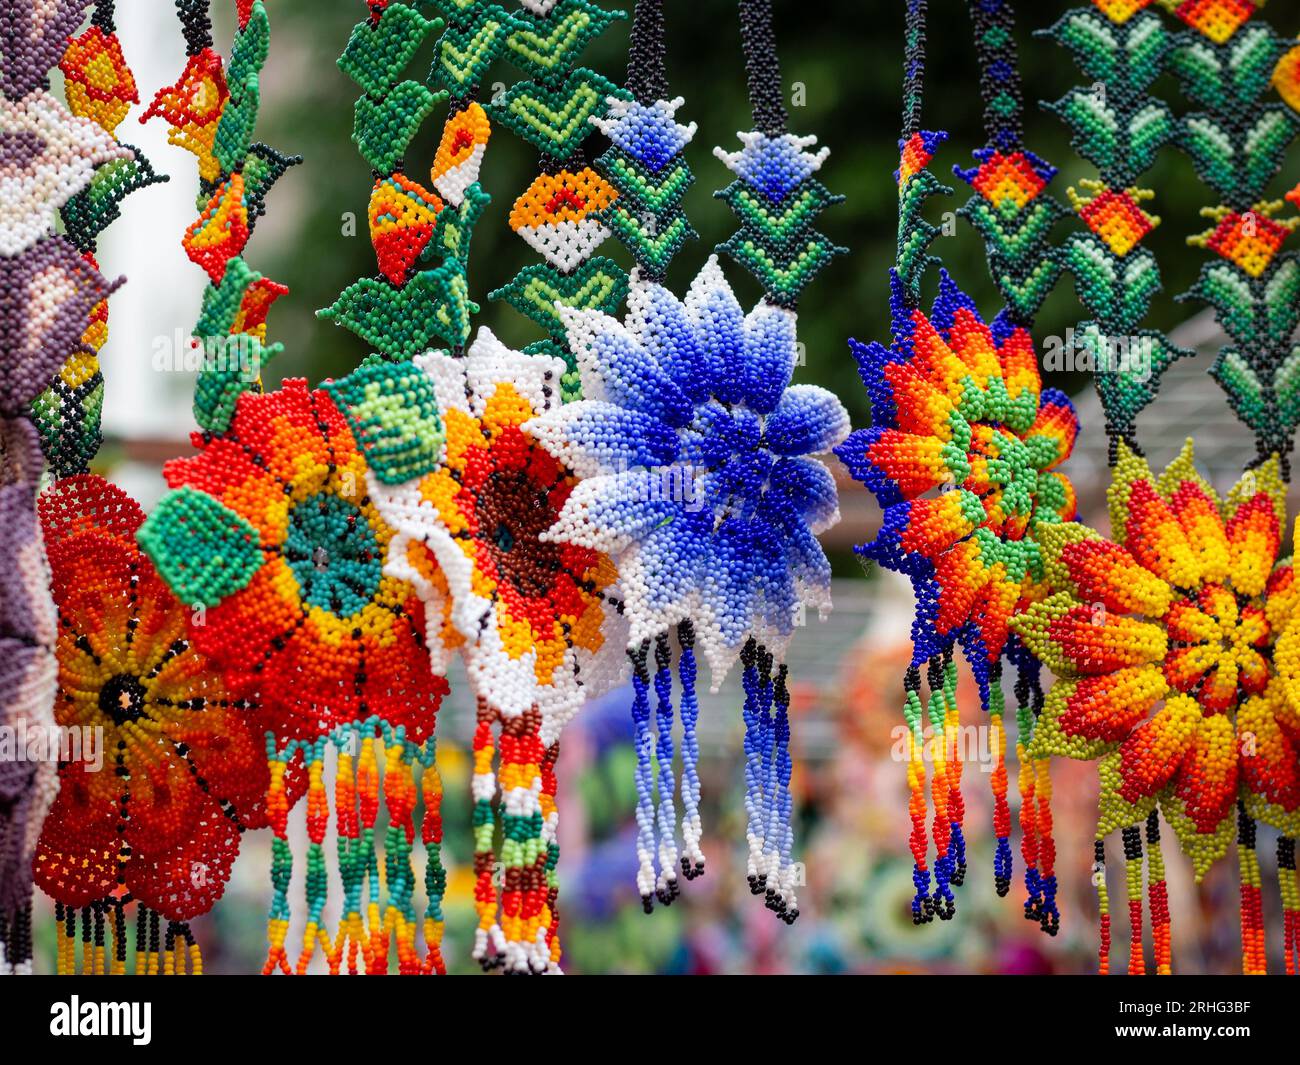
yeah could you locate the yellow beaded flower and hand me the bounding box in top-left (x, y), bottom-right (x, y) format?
top-left (1011, 440), bottom-right (1300, 876)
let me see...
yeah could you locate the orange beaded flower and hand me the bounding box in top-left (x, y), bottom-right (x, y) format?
top-left (137, 380), bottom-right (448, 742)
top-left (32, 476), bottom-right (277, 920)
top-left (1011, 441), bottom-right (1300, 875)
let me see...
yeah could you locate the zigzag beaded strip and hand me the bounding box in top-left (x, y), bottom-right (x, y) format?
top-left (1039, 0), bottom-right (1190, 460)
top-left (1159, 2), bottom-right (1300, 474)
top-left (488, 0), bottom-right (631, 401)
top-left (142, 0), bottom-right (299, 434)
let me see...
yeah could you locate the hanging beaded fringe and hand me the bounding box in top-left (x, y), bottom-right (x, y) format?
top-left (470, 699), bottom-right (562, 975)
top-left (1280, 838), bottom-right (1298, 976)
top-left (0, 902), bottom-right (34, 975)
top-left (53, 901), bottom-right (199, 975)
top-left (263, 717), bottom-right (439, 975)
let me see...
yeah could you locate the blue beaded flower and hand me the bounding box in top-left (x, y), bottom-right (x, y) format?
top-left (525, 257), bottom-right (850, 685)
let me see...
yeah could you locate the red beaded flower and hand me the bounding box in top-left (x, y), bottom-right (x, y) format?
top-left (32, 476), bottom-right (277, 920)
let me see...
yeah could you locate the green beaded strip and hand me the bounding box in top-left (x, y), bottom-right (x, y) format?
top-left (1162, 9), bottom-right (1300, 474)
top-left (488, 0), bottom-right (631, 401)
top-left (1039, 4), bottom-right (1190, 460)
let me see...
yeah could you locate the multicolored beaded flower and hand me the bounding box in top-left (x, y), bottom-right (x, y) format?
top-left (835, 271), bottom-right (1079, 687)
top-left (33, 476), bottom-right (276, 944)
top-left (351, 328), bottom-right (625, 972)
top-left (137, 380), bottom-right (448, 741)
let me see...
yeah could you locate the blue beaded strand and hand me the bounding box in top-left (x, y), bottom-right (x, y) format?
top-left (652, 634), bottom-right (680, 905)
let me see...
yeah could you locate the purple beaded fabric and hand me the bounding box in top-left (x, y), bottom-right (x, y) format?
top-left (0, 0), bottom-right (116, 972)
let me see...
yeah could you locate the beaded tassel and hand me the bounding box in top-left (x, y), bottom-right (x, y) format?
top-left (988, 665), bottom-right (1012, 896)
top-left (903, 666), bottom-right (933, 924)
top-left (1238, 804), bottom-right (1267, 974)
top-left (471, 698), bottom-right (505, 967)
top-left (1145, 811), bottom-right (1172, 974)
top-left (677, 621), bottom-right (704, 879)
top-left (927, 657), bottom-right (956, 921)
top-left (1121, 825), bottom-right (1147, 976)
top-left (652, 635), bottom-right (680, 905)
top-left (1094, 839), bottom-right (1112, 976)
top-left (420, 740), bottom-right (448, 975)
top-left (630, 645), bottom-right (657, 912)
top-left (1281, 838), bottom-right (1299, 975)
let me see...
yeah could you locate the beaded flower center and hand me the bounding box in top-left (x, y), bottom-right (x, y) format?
top-left (1164, 582), bottom-right (1270, 713)
top-left (284, 491), bottom-right (383, 619)
top-left (472, 462), bottom-right (565, 599)
top-left (98, 671), bottom-right (150, 726)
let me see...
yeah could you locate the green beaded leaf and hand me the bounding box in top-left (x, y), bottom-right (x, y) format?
top-left (319, 260), bottom-right (478, 358)
top-left (715, 178), bottom-right (844, 252)
top-left (60, 149), bottom-right (169, 254)
top-left (1039, 9), bottom-right (1169, 95)
top-left (1186, 258), bottom-right (1259, 348)
top-left (193, 336), bottom-right (282, 433)
top-left (602, 203), bottom-right (696, 278)
top-left (227, 0), bottom-right (271, 93)
top-left (424, 181), bottom-right (490, 267)
top-left (196, 258), bottom-right (265, 337)
top-left (353, 80), bottom-right (445, 174)
top-left (213, 74), bottom-right (261, 176)
top-left (489, 256), bottom-right (628, 336)
top-left (493, 69), bottom-right (629, 160)
top-left (1265, 256), bottom-right (1300, 346)
top-left (896, 167), bottom-right (952, 304)
top-left (338, 3), bottom-right (440, 98)
top-left (31, 373), bottom-right (103, 478)
top-left (1076, 321), bottom-right (1190, 447)
top-left (325, 356), bottom-right (445, 485)
top-left (138, 487), bottom-right (264, 608)
top-left (432, 6), bottom-right (514, 96)
top-left (718, 229), bottom-right (846, 309)
top-left (1180, 108), bottom-right (1298, 207)
top-left (1168, 23), bottom-right (1291, 112)
top-left (504, 0), bottom-right (626, 82)
top-left (1064, 234), bottom-right (1161, 334)
top-left (242, 143), bottom-right (302, 230)
top-left (1045, 90), bottom-right (1173, 180)
top-left (1160, 790), bottom-right (1233, 882)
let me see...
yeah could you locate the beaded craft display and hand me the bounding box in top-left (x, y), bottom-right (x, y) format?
top-left (528, 0), bottom-right (848, 922)
top-left (836, 0), bottom-right (1079, 932)
top-left (138, 1), bottom-right (452, 976)
top-left (1011, 441), bottom-right (1300, 974)
top-left (0, 0), bottom-right (152, 973)
top-left (487, 0), bottom-right (632, 401)
top-left (37, 475), bottom-right (281, 975)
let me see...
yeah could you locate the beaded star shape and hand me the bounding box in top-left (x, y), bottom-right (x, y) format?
top-left (1011, 441), bottom-right (1298, 877)
top-left (835, 270), bottom-right (1080, 692)
top-left (529, 257), bottom-right (850, 685)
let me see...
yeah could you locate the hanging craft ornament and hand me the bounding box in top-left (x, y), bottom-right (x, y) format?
top-left (488, 0), bottom-right (632, 401)
top-left (1012, 441), bottom-right (1300, 975)
top-left (139, 1), bottom-right (451, 977)
top-left (36, 475), bottom-right (284, 975)
top-left (0, 0), bottom-right (164, 973)
top-left (528, 0), bottom-right (847, 922)
top-left (32, 0), bottom-right (169, 479)
top-left (1039, 0), bottom-right (1192, 462)
top-left (835, 0), bottom-right (1080, 931)
top-left (1161, 2), bottom-right (1300, 474)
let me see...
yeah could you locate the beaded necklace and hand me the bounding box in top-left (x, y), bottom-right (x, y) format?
top-left (835, 0), bottom-right (1081, 932)
top-left (528, 0), bottom-right (848, 922)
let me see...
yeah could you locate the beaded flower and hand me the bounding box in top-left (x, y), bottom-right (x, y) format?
top-left (835, 271), bottom-right (1079, 686)
top-left (532, 257), bottom-right (849, 682)
top-left (347, 329), bottom-right (625, 973)
top-left (137, 380), bottom-right (448, 741)
top-left (1011, 442), bottom-right (1297, 872)
top-left (0, 89), bottom-right (132, 256)
top-left (33, 476), bottom-right (276, 942)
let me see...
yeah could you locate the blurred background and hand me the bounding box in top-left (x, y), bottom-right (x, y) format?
top-left (39, 0), bottom-right (1300, 974)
